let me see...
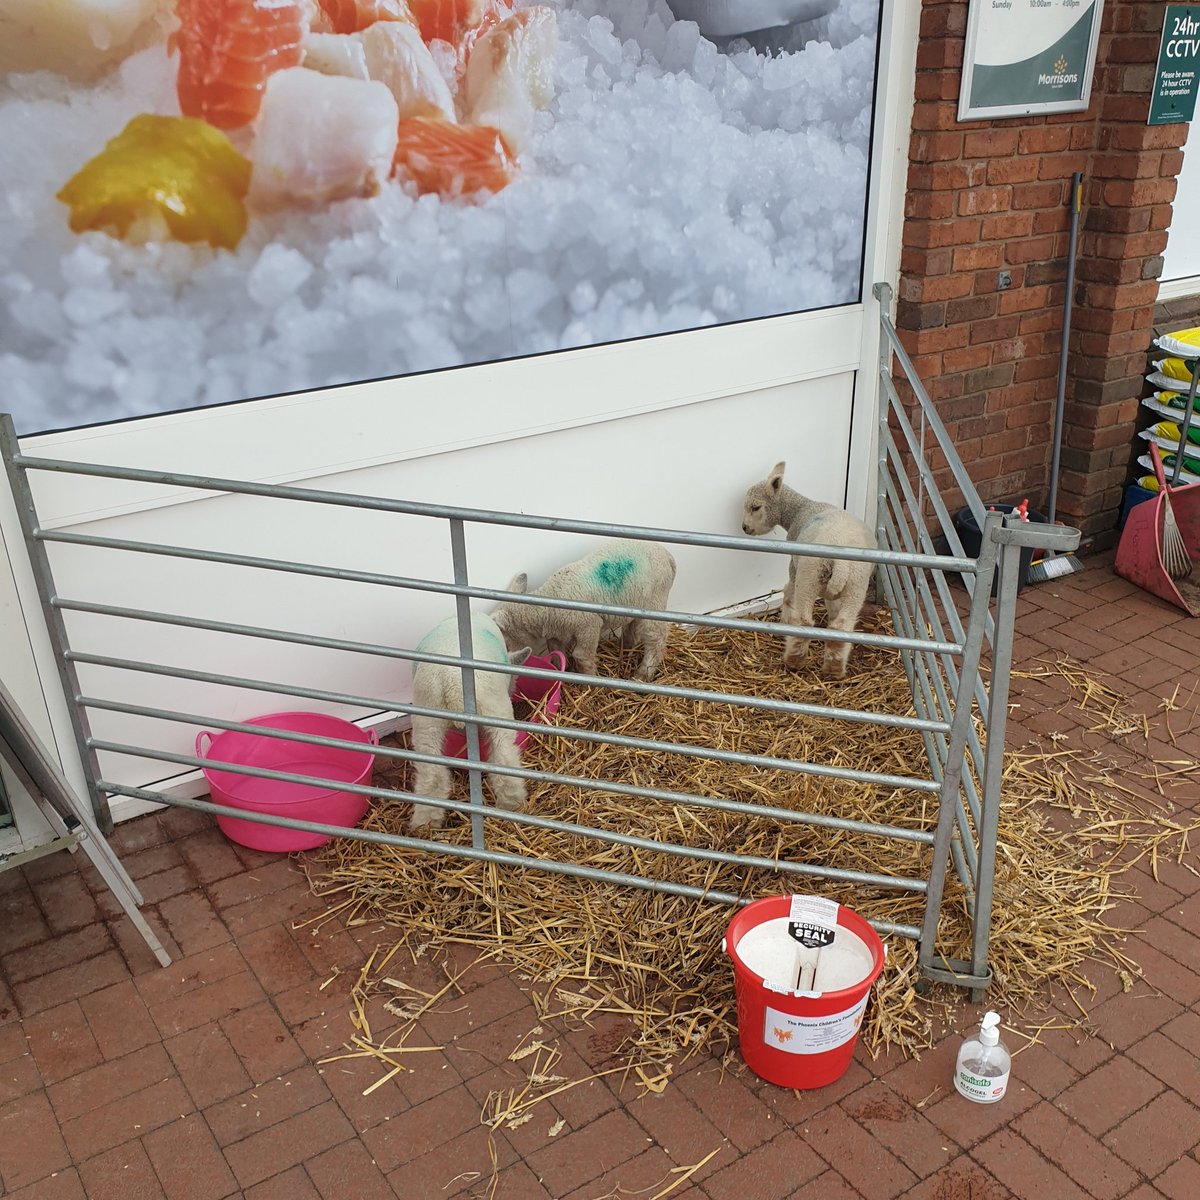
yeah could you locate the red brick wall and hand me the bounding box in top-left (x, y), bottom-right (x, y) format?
top-left (897, 0), bottom-right (1189, 544)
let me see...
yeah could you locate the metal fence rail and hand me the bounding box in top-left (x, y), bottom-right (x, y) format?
top-left (0, 283), bottom-right (1080, 993)
top-left (873, 281), bottom-right (1080, 993)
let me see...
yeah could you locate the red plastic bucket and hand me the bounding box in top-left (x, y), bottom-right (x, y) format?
top-left (442, 650), bottom-right (567, 760)
top-left (196, 711), bottom-right (378, 852)
top-left (724, 895), bottom-right (885, 1089)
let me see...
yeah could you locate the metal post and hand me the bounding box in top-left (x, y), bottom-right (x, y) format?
top-left (1170, 364), bottom-right (1200, 488)
top-left (1048, 171), bottom-right (1083, 524)
top-left (448, 518), bottom-right (487, 850)
top-left (968, 516), bottom-right (1024, 1000)
top-left (876, 282), bottom-right (895, 554)
top-left (874, 282), bottom-right (917, 703)
top-left (0, 676), bottom-right (170, 966)
top-left (916, 509), bottom-right (1003, 993)
top-left (0, 416), bottom-right (112, 831)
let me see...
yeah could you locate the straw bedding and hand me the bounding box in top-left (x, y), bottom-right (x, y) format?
top-left (306, 609), bottom-right (1193, 1081)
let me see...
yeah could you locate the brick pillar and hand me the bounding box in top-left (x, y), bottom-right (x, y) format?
top-left (897, 0), bottom-right (1189, 545)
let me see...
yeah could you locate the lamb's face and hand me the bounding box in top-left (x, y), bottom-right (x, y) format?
top-left (742, 482), bottom-right (776, 536)
top-left (493, 608), bottom-right (548, 656)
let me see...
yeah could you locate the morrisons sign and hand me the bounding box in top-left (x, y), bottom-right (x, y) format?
top-left (959, 0), bottom-right (1104, 121)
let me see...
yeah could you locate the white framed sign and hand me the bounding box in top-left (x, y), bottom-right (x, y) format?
top-left (959, 0), bottom-right (1105, 121)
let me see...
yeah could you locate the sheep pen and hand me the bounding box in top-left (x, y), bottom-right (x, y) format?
top-left (305, 609), bottom-right (1186, 1088)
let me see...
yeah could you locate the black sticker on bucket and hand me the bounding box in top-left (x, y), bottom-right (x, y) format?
top-left (787, 922), bottom-right (836, 949)
top-left (786, 895), bottom-right (838, 949)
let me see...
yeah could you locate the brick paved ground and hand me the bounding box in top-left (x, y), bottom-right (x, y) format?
top-left (1, 549), bottom-right (1198, 1199)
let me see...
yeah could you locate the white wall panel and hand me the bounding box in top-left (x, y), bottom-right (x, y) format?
top-left (1163, 121), bottom-right (1200, 291)
top-left (33, 369), bottom-right (855, 805)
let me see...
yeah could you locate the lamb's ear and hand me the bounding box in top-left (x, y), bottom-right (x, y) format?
top-left (505, 572), bottom-right (529, 595)
top-left (768, 462), bottom-right (786, 493)
top-left (509, 646), bottom-right (533, 667)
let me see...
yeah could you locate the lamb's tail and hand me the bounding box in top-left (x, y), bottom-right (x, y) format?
top-left (827, 558), bottom-right (853, 598)
top-left (830, 559), bottom-right (878, 604)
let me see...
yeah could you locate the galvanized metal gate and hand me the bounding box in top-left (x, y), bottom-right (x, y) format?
top-left (0, 285), bottom-right (1079, 994)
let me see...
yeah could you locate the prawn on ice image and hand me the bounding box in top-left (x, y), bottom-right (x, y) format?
top-left (1, 0), bottom-right (881, 435)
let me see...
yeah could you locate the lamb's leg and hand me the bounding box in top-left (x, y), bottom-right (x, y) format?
top-left (821, 567), bottom-right (873, 680)
top-left (782, 567), bottom-right (818, 670)
top-left (568, 614), bottom-right (605, 676)
top-left (482, 725), bottom-right (527, 812)
top-left (629, 618), bottom-right (669, 681)
top-left (409, 716), bottom-right (452, 832)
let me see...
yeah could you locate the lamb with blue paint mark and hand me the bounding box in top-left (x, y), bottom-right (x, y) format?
top-left (741, 461), bottom-right (876, 679)
top-left (407, 612), bottom-right (531, 833)
top-left (492, 539), bottom-right (677, 680)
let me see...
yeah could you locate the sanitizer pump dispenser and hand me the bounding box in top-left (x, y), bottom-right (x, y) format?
top-left (954, 1011), bottom-right (1011, 1104)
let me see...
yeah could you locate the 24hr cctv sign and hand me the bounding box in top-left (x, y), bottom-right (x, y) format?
top-left (1150, 6), bottom-right (1200, 124)
top-left (958, 0), bottom-right (1105, 121)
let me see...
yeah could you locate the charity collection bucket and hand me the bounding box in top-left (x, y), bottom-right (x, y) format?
top-left (442, 650), bottom-right (568, 760)
top-left (724, 894), bottom-right (885, 1089)
top-left (196, 711), bottom-right (378, 852)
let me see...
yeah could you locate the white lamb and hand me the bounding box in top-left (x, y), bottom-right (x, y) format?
top-left (491, 539), bottom-right (677, 680)
top-left (407, 612), bottom-right (530, 832)
top-left (741, 461), bottom-right (876, 679)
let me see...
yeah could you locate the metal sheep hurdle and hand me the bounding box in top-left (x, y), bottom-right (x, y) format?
top-left (0, 289), bottom-right (1079, 996)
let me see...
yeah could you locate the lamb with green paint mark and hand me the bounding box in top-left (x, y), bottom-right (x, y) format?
top-left (741, 461), bottom-right (876, 680)
top-left (407, 612), bottom-right (531, 833)
top-left (492, 539), bottom-right (677, 680)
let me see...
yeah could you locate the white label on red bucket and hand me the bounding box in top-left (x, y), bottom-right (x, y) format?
top-left (763, 993), bottom-right (870, 1054)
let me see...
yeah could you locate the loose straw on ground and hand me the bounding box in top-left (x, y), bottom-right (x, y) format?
top-left (305, 613), bottom-right (1195, 1090)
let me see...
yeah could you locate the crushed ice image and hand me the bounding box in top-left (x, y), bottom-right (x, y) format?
top-left (0, 0), bottom-right (881, 436)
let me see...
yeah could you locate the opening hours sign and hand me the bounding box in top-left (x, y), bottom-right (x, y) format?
top-left (958, 0), bottom-right (1105, 121)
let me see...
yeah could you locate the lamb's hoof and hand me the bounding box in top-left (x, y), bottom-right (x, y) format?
top-left (492, 785), bottom-right (527, 812)
top-left (783, 653), bottom-right (806, 672)
top-left (822, 662), bottom-right (848, 680)
top-left (407, 810), bottom-right (445, 835)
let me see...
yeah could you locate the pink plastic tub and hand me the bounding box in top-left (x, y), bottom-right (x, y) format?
top-left (196, 711), bottom-right (378, 852)
top-left (442, 650), bottom-right (567, 760)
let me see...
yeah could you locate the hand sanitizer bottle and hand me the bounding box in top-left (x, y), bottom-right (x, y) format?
top-left (954, 1011), bottom-right (1010, 1104)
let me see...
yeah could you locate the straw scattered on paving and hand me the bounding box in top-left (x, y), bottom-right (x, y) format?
top-left (304, 612), bottom-right (1197, 1096)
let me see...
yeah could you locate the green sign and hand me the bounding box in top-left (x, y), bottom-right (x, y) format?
top-left (1150, 6), bottom-right (1200, 124)
top-left (959, 1), bottom-right (1105, 121)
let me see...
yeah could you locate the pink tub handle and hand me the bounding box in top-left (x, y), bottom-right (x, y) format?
top-left (367, 728), bottom-right (380, 746)
top-left (195, 731), bottom-right (214, 759)
top-left (548, 650), bottom-right (568, 672)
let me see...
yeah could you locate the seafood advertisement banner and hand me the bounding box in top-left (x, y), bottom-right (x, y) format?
top-left (0, 1), bottom-right (882, 438)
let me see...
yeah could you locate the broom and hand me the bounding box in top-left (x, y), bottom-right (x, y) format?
top-left (1151, 441), bottom-right (1194, 580)
top-left (1027, 173), bottom-right (1086, 585)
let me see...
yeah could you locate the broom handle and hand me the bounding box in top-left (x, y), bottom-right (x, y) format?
top-left (1151, 439), bottom-right (1171, 495)
top-left (1048, 172), bottom-right (1083, 529)
top-left (1171, 364), bottom-right (1200, 488)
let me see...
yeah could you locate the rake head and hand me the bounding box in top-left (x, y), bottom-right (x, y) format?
top-left (1160, 498), bottom-right (1194, 581)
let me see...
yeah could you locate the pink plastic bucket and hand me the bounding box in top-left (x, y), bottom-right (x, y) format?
top-left (724, 895), bottom-right (885, 1089)
top-left (442, 650), bottom-right (567, 760)
top-left (196, 711), bottom-right (378, 852)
